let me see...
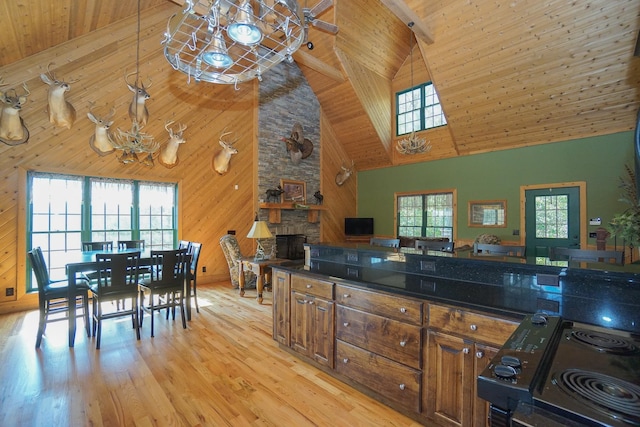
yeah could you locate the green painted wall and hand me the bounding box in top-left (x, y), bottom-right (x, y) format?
top-left (358, 131), bottom-right (633, 243)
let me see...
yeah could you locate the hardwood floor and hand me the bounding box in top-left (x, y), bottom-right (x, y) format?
top-left (0, 281), bottom-right (423, 426)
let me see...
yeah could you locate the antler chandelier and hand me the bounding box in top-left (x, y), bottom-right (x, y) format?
top-left (162, 0), bottom-right (305, 85)
top-left (396, 132), bottom-right (431, 155)
top-left (396, 22), bottom-right (431, 156)
top-left (112, 122), bottom-right (160, 166)
top-left (113, 0), bottom-right (159, 166)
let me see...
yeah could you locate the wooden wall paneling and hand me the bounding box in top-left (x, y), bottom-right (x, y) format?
top-left (336, 50), bottom-right (393, 156)
top-left (336, 0), bottom-right (409, 80)
top-left (311, 78), bottom-right (393, 171)
top-left (0, 0), bottom-right (168, 67)
top-left (320, 112), bottom-right (357, 243)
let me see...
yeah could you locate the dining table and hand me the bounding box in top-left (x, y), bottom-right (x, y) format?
top-left (64, 248), bottom-right (193, 347)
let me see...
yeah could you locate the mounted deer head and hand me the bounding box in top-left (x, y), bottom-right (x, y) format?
top-left (335, 160), bottom-right (355, 186)
top-left (40, 63), bottom-right (77, 129)
top-left (125, 71), bottom-right (152, 126)
top-left (87, 103), bottom-right (116, 156)
top-left (212, 129), bottom-right (239, 175)
top-left (0, 81), bottom-right (30, 146)
top-left (158, 120), bottom-right (187, 168)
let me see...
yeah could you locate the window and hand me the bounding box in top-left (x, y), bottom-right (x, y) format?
top-left (396, 82), bottom-right (447, 136)
top-left (535, 195), bottom-right (569, 238)
top-left (397, 191), bottom-right (455, 240)
top-left (27, 172), bottom-right (177, 291)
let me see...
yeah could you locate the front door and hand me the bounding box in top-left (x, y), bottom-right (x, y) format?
top-left (525, 186), bottom-right (581, 257)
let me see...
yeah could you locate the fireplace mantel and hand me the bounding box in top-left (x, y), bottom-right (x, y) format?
top-left (259, 202), bottom-right (326, 224)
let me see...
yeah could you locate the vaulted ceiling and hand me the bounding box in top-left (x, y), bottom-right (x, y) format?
top-left (1, 0), bottom-right (639, 170)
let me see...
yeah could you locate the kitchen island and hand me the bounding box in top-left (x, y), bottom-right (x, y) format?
top-left (271, 243), bottom-right (640, 426)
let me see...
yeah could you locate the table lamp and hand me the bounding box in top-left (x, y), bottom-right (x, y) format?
top-left (247, 213), bottom-right (273, 260)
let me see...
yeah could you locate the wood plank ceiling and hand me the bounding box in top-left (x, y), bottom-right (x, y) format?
top-left (1, 0), bottom-right (640, 171)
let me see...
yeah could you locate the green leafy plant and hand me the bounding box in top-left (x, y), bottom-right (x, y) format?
top-left (608, 164), bottom-right (640, 247)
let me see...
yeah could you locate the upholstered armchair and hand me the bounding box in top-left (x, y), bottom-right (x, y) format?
top-left (219, 234), bottom-right (257, 289)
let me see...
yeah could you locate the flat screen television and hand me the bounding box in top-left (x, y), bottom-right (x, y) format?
top-left (344, 217), bottom-right (374, 236)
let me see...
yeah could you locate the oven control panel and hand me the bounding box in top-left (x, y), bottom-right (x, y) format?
top-left (477, 313), bottom-right (564, 411)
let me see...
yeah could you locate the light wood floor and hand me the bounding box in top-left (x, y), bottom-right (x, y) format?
top-left (0, 281), bottom-right (424, 426)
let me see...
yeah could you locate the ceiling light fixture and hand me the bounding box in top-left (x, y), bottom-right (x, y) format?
top-left (396, 22), bottom-right (431, 156)
top-left (162, 0), bottom-right (305, 85)
top-left (112, 0), bottom-right (159, 166)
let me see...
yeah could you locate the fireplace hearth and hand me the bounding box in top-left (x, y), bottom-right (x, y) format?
top-left (276, 234), bottom-right (307, 260)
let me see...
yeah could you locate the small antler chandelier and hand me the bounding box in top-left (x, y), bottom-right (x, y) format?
top-left (396, 22), bottom-right (430, 156)
top-left (396, 131), bottom-right (431, 155)
top-left (112, 122), bottom-right (160, 166)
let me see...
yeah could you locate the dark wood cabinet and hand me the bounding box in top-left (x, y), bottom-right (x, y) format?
top-left (425, 330), bottom-right (474, 426)
top-left (290, 275), bottom-right (334, 368)
top-left (272, 269), bottom-right (290, 346)
top-left (424, 304), bottom-right (518, 427)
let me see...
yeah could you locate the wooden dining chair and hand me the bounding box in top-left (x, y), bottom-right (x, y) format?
top-left (415, 240), bottom-right (455, 252)
top-left (89, 251), bottom-right (141, 349)
top-left (138, 249), bottom-right (190, 337)
top-left (117, 239), bottom-right (151, 281)
top-left (549, 247), bottom-right (623, 265)
top-left (28, 247), bottom-right (91, 348)
top-left (81, 241), bottom-right (115, 283)
top-left (369, 237), bottom-right (400, 248)
top-left (473, 243), bottom-right (526, 257)
top-left (178, 240), bottom-right (191, 250)
top-left (82, 241), bottom-right (113, 252)
top-left (186, 242), bottom-right (202, 316)
top-left (117, 240), bottom-right (145, 250)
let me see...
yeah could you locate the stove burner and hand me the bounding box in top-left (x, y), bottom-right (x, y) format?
top-left (554, 368), bottom-right (640, 424)
top-left (571, 329), bottom-right (639, 355)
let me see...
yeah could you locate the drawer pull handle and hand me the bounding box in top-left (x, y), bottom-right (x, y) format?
top-left (306, 284), bottom-right (312, 288)
top-left (399, 384), bottom-right (405, 391)
top-left (463, 347), bottom-right (470, 354)
top-left (476, 351), bottom-right (484, 359)
top-left (399, 340), bottom-right (407, 347)
top-left (343, 294), bottom-right (351, 298)
top-left (343, 322), bottom-right (349, 327)
top-left (470, 324), bottom-right (478, 331)
top-left (343, 358), bottom-right (349, 364)
top-left (399, 307), bottom-right (407, 314)
top-left (308, 300), bottom-right (314, 305)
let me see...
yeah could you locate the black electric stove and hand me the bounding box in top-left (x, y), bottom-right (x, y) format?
top-left (478, 313), bottom-right (640, 426)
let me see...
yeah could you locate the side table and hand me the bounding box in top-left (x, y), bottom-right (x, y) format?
top-left (238, 257), bottom-right (288, 304)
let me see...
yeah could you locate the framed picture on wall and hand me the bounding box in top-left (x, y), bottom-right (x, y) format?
top-left (281, 179), bottom-right (306, 203)
top-left (468, 200), bottom-right (507, 227)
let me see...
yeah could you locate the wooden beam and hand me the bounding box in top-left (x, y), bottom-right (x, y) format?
top-left (293, 50), bottom-right (346, 82)
top-left (379, 0), bottom-right (434, 44)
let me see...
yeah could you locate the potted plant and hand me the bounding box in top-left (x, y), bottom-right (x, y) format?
top-left (608, 165), bottom-right (640, 257)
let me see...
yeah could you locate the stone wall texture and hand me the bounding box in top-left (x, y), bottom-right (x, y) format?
top-left (258, 60), bottom-right (321, 245)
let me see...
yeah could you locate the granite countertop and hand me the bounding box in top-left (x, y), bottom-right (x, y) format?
top-left (290, 243), bottom-right (640, 335)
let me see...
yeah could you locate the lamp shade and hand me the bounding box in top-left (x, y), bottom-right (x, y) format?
top-left (202, 30), bottom-right (233, 68)
top-left (227, 0), bottom-right (263, 46)
top-left (247, 220), bottom-right (273, 239)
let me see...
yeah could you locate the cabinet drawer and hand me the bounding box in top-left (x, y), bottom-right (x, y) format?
top-left (428, 304), bottom-right (519, 346)
top-left (335, 284), bottom-right (423, 326)
top-left (336, 305), bottom-right (422, 369)
top-left (336, 340), bottom-right (421, 413)
top-left (291, 275), bottom-right (333, 299)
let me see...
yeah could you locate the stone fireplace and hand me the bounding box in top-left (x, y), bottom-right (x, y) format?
top-left (257, 59), bottom-right (321, 246)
